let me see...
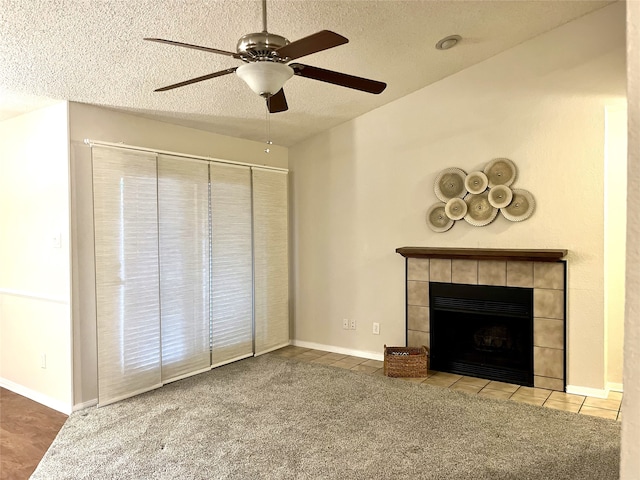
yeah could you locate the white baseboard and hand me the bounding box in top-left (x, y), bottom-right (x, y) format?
top-left (606, 382), bottom-right (624, 393)
top-left (566, 384), bottom-right (608, 399)
top-left (292, 340), bottom-right (384, 362)
top-left (0, 377), bottom-right (72, 415)
top-left (73, 399), bottom-right (98, 412)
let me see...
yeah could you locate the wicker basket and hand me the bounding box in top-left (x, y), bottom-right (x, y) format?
top-left (383, 345), bottom-right (428, 377)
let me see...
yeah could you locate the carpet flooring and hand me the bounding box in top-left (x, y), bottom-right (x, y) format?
top-left (32, 355), bottom-right (620, 479)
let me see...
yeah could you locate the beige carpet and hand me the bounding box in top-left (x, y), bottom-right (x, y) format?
top-left (32, 355), bottom-right (620, 479)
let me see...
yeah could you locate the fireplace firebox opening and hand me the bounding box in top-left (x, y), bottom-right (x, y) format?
top-left (429, 282), bottom-right (534, 386)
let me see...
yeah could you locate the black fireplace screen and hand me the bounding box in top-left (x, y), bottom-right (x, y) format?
top-left (429, 282), bottom-right (534, 386)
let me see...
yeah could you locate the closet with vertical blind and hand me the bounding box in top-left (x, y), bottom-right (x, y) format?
top-left (91, 144), bottom-right (288, 406)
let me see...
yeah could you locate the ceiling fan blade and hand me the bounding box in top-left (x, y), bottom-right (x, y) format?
top-left (290, 63), bottom-right (387, 94)
top-left (267, 89), bottom-right (288, 113)
top-left (276, 30), bottom-right (348, 61)
top-left (154, 67), bottom-right (237, 92)
top-left (144, 38), bottom-right (241, 59)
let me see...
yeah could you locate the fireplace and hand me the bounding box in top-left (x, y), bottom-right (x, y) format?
top-left (396, 247), bottom-right (567, 391)
top-left (429, 282), bottom-right (534, 386)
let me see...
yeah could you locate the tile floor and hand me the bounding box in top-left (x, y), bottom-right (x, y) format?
top-left (269, 345), bottom-right (623, 421)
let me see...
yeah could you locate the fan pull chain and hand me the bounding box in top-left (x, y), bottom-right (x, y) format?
top-left (264, 101), bottom-right (272, 154)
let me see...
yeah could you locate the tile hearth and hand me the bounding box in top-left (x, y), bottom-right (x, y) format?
top-left (270, 345), bottom-right (622, 421)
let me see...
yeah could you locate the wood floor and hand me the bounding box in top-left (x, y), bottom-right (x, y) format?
top-left (0, 387), bottom-right (67, 480)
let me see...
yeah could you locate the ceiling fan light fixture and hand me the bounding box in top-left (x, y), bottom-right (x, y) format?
top-left (236, 62), bottom-right (294, 97)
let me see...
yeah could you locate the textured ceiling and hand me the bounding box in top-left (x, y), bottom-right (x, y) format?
top-left (0, 0), bottom-right (613, 147)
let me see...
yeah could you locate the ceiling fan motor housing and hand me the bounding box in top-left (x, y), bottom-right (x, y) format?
top-left (237, 32), bottom-right (290, 61)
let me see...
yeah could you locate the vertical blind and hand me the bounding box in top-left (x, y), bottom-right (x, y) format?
top-left (92, 144), bottom-right (289, 404)
top-left (93, 147), bottom-right (162, 406)
top-left (253, 168), bottom-right (290, 355)
top-left (210, 163), bottom-right (253, 366)
top-left (157, 155), bottom-right (211, 383)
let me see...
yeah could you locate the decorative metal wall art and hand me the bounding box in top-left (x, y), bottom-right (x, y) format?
top-left (434, 167), bottom-right (467, 202)
top-left (464, 171), bottom-right (488, 194)
top-left (501, 189), bottom-right (535, 222)
top-left (426, 158), bottom-right (535, 232)
top-left (464, 192), bottom-right (498, 227)
top-left (426, 203), bottom-right (454, 232)
top-left (484, 158), bottom-right (517, 187)
top-left (444, 197), bottom-right (467, 220)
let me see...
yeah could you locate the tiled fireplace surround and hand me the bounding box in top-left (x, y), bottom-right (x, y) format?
top-left (397, 248), bottom-right (567, 392)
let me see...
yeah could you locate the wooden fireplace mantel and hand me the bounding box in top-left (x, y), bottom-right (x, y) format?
top-left (395, 247), bottom-right (567, 262)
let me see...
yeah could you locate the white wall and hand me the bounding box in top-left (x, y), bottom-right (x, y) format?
top-left (621, 1), bottom-right (640, 477)
top-left (69, 103), bottom-right (288, 407)
top-left (70, 104), bottom-right (287, 169)
top-left (605, 105), bottom-right (627, 389)
top-left (0, 102), bottom-right (73, 413)
top-left (289, 3), bottom-right (626, 391)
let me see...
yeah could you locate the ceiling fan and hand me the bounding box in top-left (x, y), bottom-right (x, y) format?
top-left (145, 0), bottom-right (387, 114)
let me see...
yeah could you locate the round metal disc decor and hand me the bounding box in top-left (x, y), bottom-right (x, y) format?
top-left (488, 184), bottom-right (513, 208)
top-left (427, 202), bottom-right (455, 232)
top-left (434, 167), bottom-right (467, 202)
top-left (484, 158), bottom-right (517, 187)
top-left (444, 197), bottom-right (467, 221)
top-left (464, 192), bottom-right (498, 227)
top-left (501, 189), bottom-right (535, 222)
top-left (464, 171), bottom-right (488, 194)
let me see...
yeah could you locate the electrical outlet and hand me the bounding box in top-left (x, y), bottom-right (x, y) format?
top-left (40, 353), bottom-right (47, 369)
top-left (350, 318), bottom-right (356, 330)
top-left (342, 318), bottom-right (349, 329)
top-left (373, 322), bottom-right (380, 335)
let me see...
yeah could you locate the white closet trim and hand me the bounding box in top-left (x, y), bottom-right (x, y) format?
top-left (84, 139), bottom-right (288, 172)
